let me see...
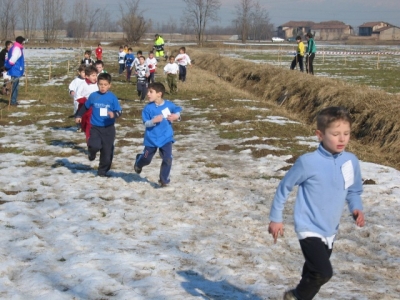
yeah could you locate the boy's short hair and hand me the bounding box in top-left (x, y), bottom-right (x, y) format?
top-left (77, 64), bottom-right (86, 72)
top-left (128, 47), bottom-right (133, 51)
top-left (119, 46), bottom-right (123, 50)
top-left (169, 55), bottom-right (175, 60)
top-left (85, 65), bottom-right (98, 76)
top-left (296, 35), bottom-right (301, 40)
top-left (179, 47), bottom-right (186, 52)
top-left (84, 50), bottom-right (92, 55)
top-left (5, 40), bottom-right (12, 47)
top-left (98, 73), bottom-right (111, 83)
top-left (139, 55), bottom-right (145, 60)
top-left (137, 50), bottom-right (143, 55)
top-left (95, 60), bottom-right (104, 66)
top-left (317, 106), bottom-right (352, 132)
top-left (148, 82), bottom-right (165, 97)
top-left (306, 32), bottom-right (313, 38)
top-left (149, 51), bottom-right (154, 54)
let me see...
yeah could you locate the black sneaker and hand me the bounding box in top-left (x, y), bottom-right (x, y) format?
top-left (97, 173), bottom-right (111, 178)
top-left (88, 152), bottom-right (96, 161)
top-left (158, 180), bottom-right (168, 187)
top-left (134, 154), bottom-right (142, 174)
top-left (283, 289), bottom-right (298, 300)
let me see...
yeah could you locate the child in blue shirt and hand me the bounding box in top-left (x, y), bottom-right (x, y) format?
top-left (134, 82), bottom-right (182, 187)
top-left (75, 73), bottom-right (122, 177)
top-left (268, 106), bottom-right (365, 300)
top-left (125, 47), bottom-right (135, 82)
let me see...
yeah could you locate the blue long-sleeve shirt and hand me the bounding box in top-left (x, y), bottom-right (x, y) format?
top-left (269, 143), bottom-right (363, 237)
top-left (142, 100), bottom-right (182, 148)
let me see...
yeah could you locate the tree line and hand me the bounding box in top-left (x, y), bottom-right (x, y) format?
top-left (1, 0), bottom-right (273, 45)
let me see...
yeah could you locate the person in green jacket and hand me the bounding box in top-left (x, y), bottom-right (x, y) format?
top-left (153, 34), bottom-right (166, 61)
top-left (305, 32), bottom-right (316, 75)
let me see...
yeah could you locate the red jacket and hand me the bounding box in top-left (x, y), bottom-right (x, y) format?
top-left (95, 47), bottom-right (102, 60)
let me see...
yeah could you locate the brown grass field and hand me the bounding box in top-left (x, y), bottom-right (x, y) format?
top-left (0, 43), bottom-right (399, 170)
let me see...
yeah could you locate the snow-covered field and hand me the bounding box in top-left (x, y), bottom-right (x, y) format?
top-left (0, 49), bottom-right (399, 300)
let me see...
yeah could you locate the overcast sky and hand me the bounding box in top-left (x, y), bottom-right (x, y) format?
top-left (91, 0), bottom-right (400, 29)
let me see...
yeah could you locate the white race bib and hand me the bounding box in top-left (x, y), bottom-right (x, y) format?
top-left (100, 107), bottom-right (108, 117)
top-left (162, 107), bottom-right (171, 118)
top-left (341, 160), bottom-right (354, 189)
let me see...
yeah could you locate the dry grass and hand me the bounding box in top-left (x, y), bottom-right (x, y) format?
top-left (190, 49), bottom-right (400, 169)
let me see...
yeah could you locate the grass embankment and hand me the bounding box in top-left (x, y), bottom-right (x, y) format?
top-left (0, 46), bottom-right (399, 171)
top-left (188, 48), bottom-right (400, 169)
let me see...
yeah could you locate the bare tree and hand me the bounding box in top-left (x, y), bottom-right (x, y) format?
top-left (20, 0), bottom-right (40, 40)
top-left (119, 0), bottom-right (150, 44)
top-left (249, 2), bottom-right (273, 41)
top-left (67, 0), bottom-right (87, 40)
top-left (182, 0), bottom-right (221, 46)
top-left (0, 0), bottom-right (17, 40)
top-left (234, 0), bottom-right (253, 43)
top-left (42, 0), bottom-right (65, 42)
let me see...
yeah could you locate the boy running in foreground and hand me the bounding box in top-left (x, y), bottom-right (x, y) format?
top-left (75, 73), bottom-right (122, 177)
top-left (268, 106), bottom-right (365, 300)
top-left (134, 82), bottom-right (182, 187)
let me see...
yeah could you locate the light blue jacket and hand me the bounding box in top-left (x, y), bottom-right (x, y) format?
top-left (142, 100), bottom-right (182, 148)
top-left (269, 143), bottom-right (363, 236)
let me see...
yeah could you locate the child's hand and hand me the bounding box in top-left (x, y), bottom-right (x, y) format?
top-left (167, 114), bottom-right (179, 122)
top-left (268, 221), bottom-right (284, 244)
top-left (352, 210), bottom-right (365, 227)
top-left (153, 115), bottom-right (163, 123)
top-left (108, 111), bottom-right (115, 118)
top-left (75, 117), bottom-right (82, 124)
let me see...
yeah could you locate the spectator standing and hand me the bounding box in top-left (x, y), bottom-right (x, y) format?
top-left (153, 34), bottom-right (166, 61)
top-left (0, 40), bottom-right (13, 96)
top-left (5, 36), bottom-right (25, 106)
top-left (290, 36), bottom-right (305, 72)
top-left (0, 40), bottom-right (13, 70)
top-left (305, 33), bottom-right (316, 75)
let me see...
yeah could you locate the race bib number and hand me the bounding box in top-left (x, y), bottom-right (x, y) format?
top-left (100, 107), bottom-right (108, 117)
top-left (341, 160), bottom-right (354, 189)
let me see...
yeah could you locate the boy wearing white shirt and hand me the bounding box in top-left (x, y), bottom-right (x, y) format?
top-left (174, 47), bottom-right (191, 82)
top-left (146, 51), bottom-right (157, 83)
top-left (163, 56), bottom-right (179, 94)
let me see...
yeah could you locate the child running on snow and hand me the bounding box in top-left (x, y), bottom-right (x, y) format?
top-left (68, 64), bottom-right (86, 116)
top-left (134, 82), bottom-right (182, 187)
top-left (268, 106), bottom-right (365, 300)
top-left (75, 73), bottom-right (122, 178)
top-left (74, 65), bottom-right (99, 139)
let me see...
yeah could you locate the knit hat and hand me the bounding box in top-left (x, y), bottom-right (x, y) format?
top-left (16, 36), bottom-right (25, 44)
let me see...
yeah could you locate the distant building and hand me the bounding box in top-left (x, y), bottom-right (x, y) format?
top-left (358, 22), bottom-right (400, 40)
top-left (277, 21), bottom-right (314, 39)
top-left (358, 22), bottom-right (391, 36)
top-left (278, 20), bottom-right (353, 41)
top-left (311, 21), bottom-right (353, 40)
